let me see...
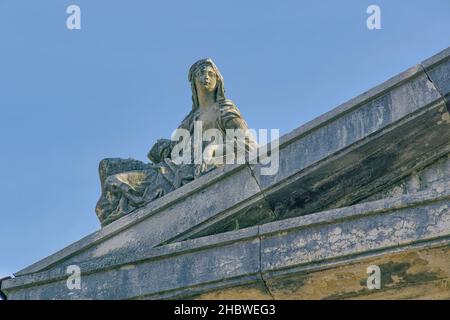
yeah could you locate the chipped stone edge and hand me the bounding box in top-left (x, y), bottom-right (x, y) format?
top-left (421, 46), bottom-right (450, 112)
top-left (421, 46), bottom-right (450, 70)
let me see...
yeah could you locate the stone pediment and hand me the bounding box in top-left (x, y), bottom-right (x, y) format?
top-left (2, 47), bottom-right (450, 299)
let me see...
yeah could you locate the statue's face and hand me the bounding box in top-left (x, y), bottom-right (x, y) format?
top-left (195, 65), bottom-right (217, 92)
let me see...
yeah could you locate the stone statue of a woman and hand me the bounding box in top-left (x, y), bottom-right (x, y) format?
top-left (95, 58), bottom-right (255, 226)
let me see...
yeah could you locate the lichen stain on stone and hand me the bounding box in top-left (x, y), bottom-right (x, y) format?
top-left (376, 254), bottom-right (440, 287)
top-left (265, 245), bottom-right (450, 300)
top-left (274, 269), bottom-right (365, 300)
top-left (194, 285), bottom-right (272, 300)
top-left (265, 274), bottom-right (309, 295)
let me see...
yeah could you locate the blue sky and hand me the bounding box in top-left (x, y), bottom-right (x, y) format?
top-left (0, 0), bottom-right (449, 278)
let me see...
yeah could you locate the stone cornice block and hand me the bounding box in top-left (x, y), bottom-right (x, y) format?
top-left (2, 184), bottom-right (450, 299)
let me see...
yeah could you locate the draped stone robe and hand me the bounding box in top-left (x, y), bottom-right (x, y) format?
top-left (95, 100), bottom-right (255, 226)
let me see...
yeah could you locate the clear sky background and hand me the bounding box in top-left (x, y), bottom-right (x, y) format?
top-left (0, 0), bottom-right (449, 278)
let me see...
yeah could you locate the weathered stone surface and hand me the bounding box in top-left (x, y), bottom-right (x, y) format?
top-left (12, 46), bottom-right (450, 279)
top-left (264, 243), bottom-right (450, 300)
top-left (194, 243), bottom-right (450, 300)
top-left (192, 282), bottom-right (272, 300)
top-left (260, 188), bottom-right (450, 273)
top-left (4, 47), bottom-right (450, 300)
top-left (363, 153), bottom-right (450, 202)
top-left (250, 66), bottom-right (448, 221)
top-left (3, 185), bottom-right (450, 299)
top-left (256, 67), bottom-right (438, 188)
top-left (16, 164), bottom-right (265, 276)
top-left (183, 54), bottom-right (450, 238)
top-left (3, 227), bottom-right (261, 300)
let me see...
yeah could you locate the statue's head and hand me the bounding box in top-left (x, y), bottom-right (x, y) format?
top-left (188, 58), bottom-right (226, 109)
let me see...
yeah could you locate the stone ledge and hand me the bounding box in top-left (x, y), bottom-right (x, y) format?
top-left (2, 184), bottom-right (450, 299)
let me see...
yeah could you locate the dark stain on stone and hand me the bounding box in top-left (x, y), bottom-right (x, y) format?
top-left (357, 261), bottom-right (440, 288)
top-left (268, 274), bottom-right (308, 294)
top-left (380, 261), bottom-right (439, 285)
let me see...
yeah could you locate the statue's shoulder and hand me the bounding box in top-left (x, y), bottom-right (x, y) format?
top-left (217, 99), bottom-right (242, 117)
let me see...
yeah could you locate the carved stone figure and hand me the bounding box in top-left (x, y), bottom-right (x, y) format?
top-left (95, 58), bottom-right (255, 226)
